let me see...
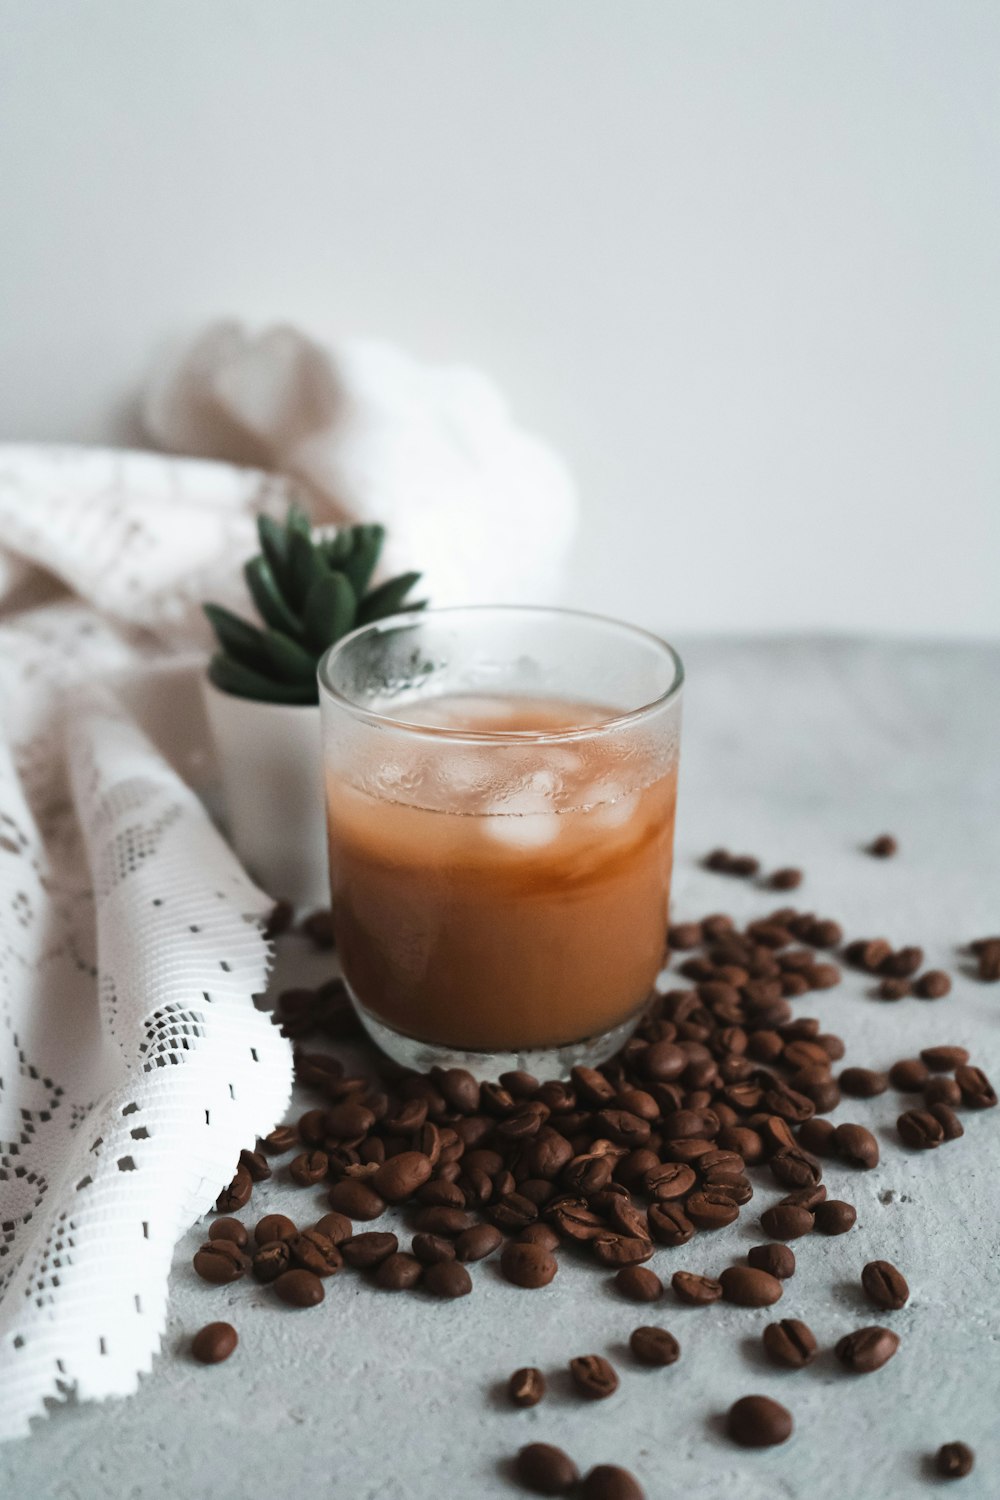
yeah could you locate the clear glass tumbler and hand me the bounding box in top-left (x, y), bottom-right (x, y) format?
top-left (318, 606), bottom-right (683, 1078)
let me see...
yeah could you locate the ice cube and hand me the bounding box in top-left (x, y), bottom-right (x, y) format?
top-left (484, 811), bottom-right (561, 848)
top-left (590, 787), bottom-right (639, 827)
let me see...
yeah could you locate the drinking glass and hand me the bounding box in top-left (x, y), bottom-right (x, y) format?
top-left (318, 606), bottom-right (683, 1077)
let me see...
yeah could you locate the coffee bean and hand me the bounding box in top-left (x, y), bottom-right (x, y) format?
top-left (639, 1041), bottom-right (687, 1083)
top-left (881, 946), bottom-right (924, 978)
top-left (411, 1206), bottom-right (476, 1237)
top-left (580, 1464), bottom-right (645, 1500)
top-left (261, 1125), bottom-right (299, 1154)
top-left (931, 1103), bottom-right (964, 1140)
top-left (647, 1202), bottom-right (695, 1247)
top-left (374, 1251), bottom-right (423, 1291)
top-left (300, 908), bottom-right (335, 947)
top-left (704, 847), bottom-right (733, 872)
top-left (289, 1150), bottom-right (329, 1187)
top-left (760, 1204), bottom-right (814, 1240)
top-left (914, 971), bottom-right (952, 1000)
top-left (192, 1240), bottom-right (246, 1284)
top-left (861, 1260), bottom-right (909, 1310)
top-left (778, 1184), bottom-right (827, 1210)
top-left (762, 1318), bottom-right (817, 1368)
top-left (614, 1266), bottom-right (662, 1302)
top-left (411, 1232), bottom-right (456, 1266)
top-left (423, 1259), bottom-right (472, 1298)
top-left (263, 897), bottom-right (294, 938)
top-left (955, 1064), bottom-right (998, 1109)
top-left (898, 1109), bottom-right (945, 1149)
top-left (925, 1077), bottom-right (962, 1108)
top-left (255, 1213), bottom-right (297, 1246)
top-left (518, 1224), bottom-right (561, 1251)
top-left (327, 1179), bottom-right (386, 1220)
top-left (671, 1271), bottom-right (722, 1306)
top-left (813, 1200), bottom-right (856, 1235)
top-left (719, 1266), bottom-right (783, 1307)
top-left (239, 1147), bottom-right (271, 1183)
top-left (935, 1442), bottom-right (975, 1479)
top-left (501, 1241), bottom-right (558, 1289)
top-left (455, 1224), bottom-right (503, 1262)
top-left (846, 938), bottom-right (893, 972)
top-left (977, 947), bottom-right (1000, 982)
top-left (341, 1232), bottom-right (398, 1269)
top-left (509, 1367), bottom-right (546, 1407)
top-left (838, 1068), bottom-right (889, 1098)
top-left (920, 1045), bottom-right (969, 1071)
top-left (289, 1228), bottom-right (342, 1277)
top-left (726, 1394), bottom-right (793, 1447)
top-left (370, 1151), bottom-right (433, 1202)
top-left (685, 1189), bottom-right (739, 1230)
top-left (868, 834), bottom-right (898, 858)
top-left (835, 1326), bottom-right (899, 1373)
top-left (878, 978), bottom-right (911, 1001)
top-left (569, 1354), bottom-right (619, 1400)
top-left (747, 1242), bottom-right (795, 1279)
top-left (191, 1321), bottom-right (238, 1365)
top-left (315, 1210), bottom-right (353, 1245)
top-left (832, 1122), bottom-right (879, 1169)
top-left (215, 1165), bottom-right (252, 1213)
top-left (797, 1118), bottom-right (836, 1156)
top-left (274, 1268), bottom-right (325, 1307)
top-left (515, 1442), bottom-right (579, 1495)
top-left (668, 922), bottom-right (704, 949)
top-left (769, 1146), bottom-right (822, 1190)
top-left (208, 1218), bottom-right (248, 1249)
top-left (768, 868), bottom-right (803, 891)
top-left (890, 1057), bottom-right (930, 1091)
top-left (252, 1241), bottom-right (291, 1283)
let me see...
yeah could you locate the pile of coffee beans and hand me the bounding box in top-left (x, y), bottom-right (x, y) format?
top-left (187, 891), bottom-right (992, 1491)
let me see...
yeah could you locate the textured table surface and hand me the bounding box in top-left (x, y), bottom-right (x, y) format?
top-left (3, 636), bottom-right (999, 1500)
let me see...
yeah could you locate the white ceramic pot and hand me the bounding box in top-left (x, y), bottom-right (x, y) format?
top-left (201, 677), bottom-right (329, 910)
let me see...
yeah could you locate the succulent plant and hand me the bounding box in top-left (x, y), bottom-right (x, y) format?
top-left (204, 506), bottom-right (425, 703)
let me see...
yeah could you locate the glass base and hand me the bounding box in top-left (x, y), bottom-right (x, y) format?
top-left (350, 991), bottom-right (642, 1081)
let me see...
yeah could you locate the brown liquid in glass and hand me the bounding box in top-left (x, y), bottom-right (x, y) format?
top-left (326, 695), bottom-right (677, 1052)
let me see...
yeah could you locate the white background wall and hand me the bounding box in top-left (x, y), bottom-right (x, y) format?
top-left (1, 0), bottom-right (997, 637)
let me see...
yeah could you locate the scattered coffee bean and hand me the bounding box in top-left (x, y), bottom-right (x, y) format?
top-left (868, 834), bottom-right (898, 858)
top-left (455, 1224), bottom-right (503, 1262)
top-left (889, 1057), bottom-right (930, 1091)
top-left (668, 922), bottom-right (703, 950)
top-left (315, 1210), bottom-right (353, 1245)
top-left (261, 1124), bottom-right (299, 1154)
top-left (839, 1067), bottom-right (889, 1098)
top-left (778, 1184), bottom-right (826, 1211)
top-left (846, 938), bottom-right (893, 972)
top-left (878, 978), bottom-right (912, 1001)
top-left (955, 1064), bottom-right (998, 1109)
top-left (254, 1213), bottom-right (297, 1246)
top-left (647, 1202), bottom-right (695, 1247)
top-left (813, 1200), bottom-right (856, 1235)
top-left (328, 1179), bottom-right (386, 1220)
top-left (629, 1325), bottom-right (680, 1367)
top-left (374, 1251), bottom-right (423, 1291)
top-left (208, 1218), bottom-right (248, 1249)
top-left (580, 1464), bottom-right (645, 1500)
top-left (215, 1165), bottom-right (252, 1213)
top-left (274, 1268), bottom-right (325, 1307)
top-left (252, 1241), bottom-right (291, 1283)
top-left (501, 1241), bottom-right (557, 1289)
top-left (832, 1122), bottom-right (879, 1169)
top-left (914, 970), bottom-right (952, 999)
top-left (239, 1148), bottom-right (271, 1183)
top-left (300, 908), bottom-right (336, 948)
top-left (515, 1442), bottom-right (579, 1495)
top-left (423, 1259), bottom-right (472, 1298)
top-left (726, 1394), bottom-right (793, 1447)
top-left (935, 1442), bottom-right (975, 1479)
top-left (192, 1240), bottom-right (246, 1285)
top-left (508, 1367), bottom-right (546, 1408)
top-left (614, 1265), bottom-right (662, 1302)
top-left (835, 1326), bottom-right (900, 1372)
top-left (191, 1321), bottom-right (238, 1365)
top-left (411, 1232), bottom-right (456, 1266)
top-left (747, 1243), bottom-right (795, 1279)
top-left (898, 1109), bottom-right (945, 1149)
top-left (760, 1204), bottom-right (814, 1240)
top-left (976, 945), bottom-right (1000, 982)
top-left (920, 1045), bottom-right (969, 1071)
top-left (671, 1271), bottom-right (723, 1306)
top-left (685, 1188), bottom-right (739, 1230)
top-left (372, 1151), bottom-right (433, 1203)
top-left (289, 1228), bottom-right (342, 1277)
top-left (925, 1076), bottom-right (963, 1108)
top-left (719, 1266), bottom-right (783, 1307)
top-left (861, 1260), bottom-right (909, 1310)
top-left (762, 1318), bottom-right (817, 1368)
top-left (768, 868), bottom-right (803, 890)
top-left (931, 1103), bottom-right (964, 1140)
top-left (569, 1354), bottom-right (619, 1400)
top-left (289, 1150), bottom-right (329, 1187)
top-left (797, 1118), bottom-right (836, 1156)
top-left (881, 946), bottom-right (924, 978)
top-left (341, 1232), bottom-right (398, 1269)
top-left (263, 898), bottom-right (294, 938)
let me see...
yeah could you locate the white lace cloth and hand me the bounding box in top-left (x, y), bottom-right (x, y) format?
top-left (0, 447), bottom-right (296, 1440)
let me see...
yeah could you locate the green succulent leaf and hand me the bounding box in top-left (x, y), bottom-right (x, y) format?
top-left (258, 629), bottom-right (321, 684)
top-left (323, 528), bottom-right (356, 566)
top-left (287, 527), bottom-right (329, 612)
top-left (304, 570), bottom-right (357, 653)
top-left (256, 514), bottom-right (291, 595)
top-left (285, 503), bottom-right (313, 541)
top-left (355, 570), bottom-right (423, 626)
top-left (208, 652), bottom-right (317, 704)
top-left (203, 603), bottom-right (273, 674)
top-left (245, 556), bottom-right (304, 639)
top-left (339, 524), bottom-right (386, 598)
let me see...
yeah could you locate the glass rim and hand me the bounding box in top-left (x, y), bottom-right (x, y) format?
top-left (317, 604), bottom-right (684, 744)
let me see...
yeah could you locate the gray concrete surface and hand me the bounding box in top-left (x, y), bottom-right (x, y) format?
top-left (3, 637), bottom-right (999, 1500)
